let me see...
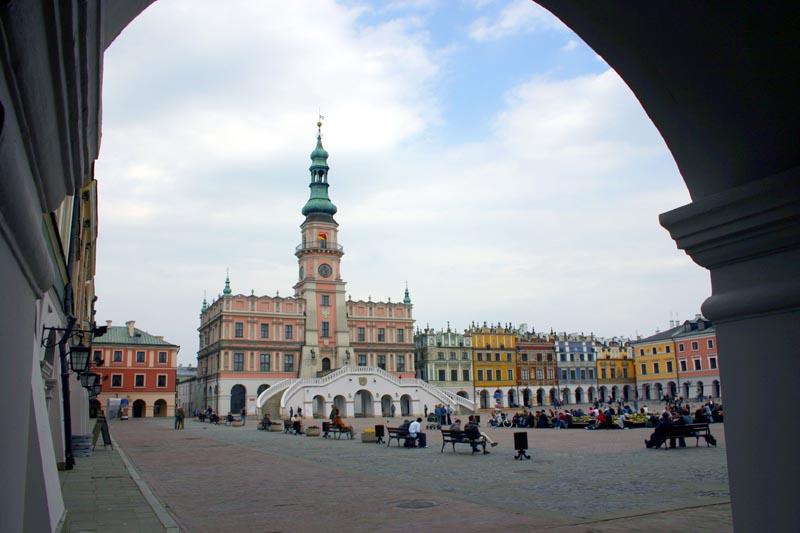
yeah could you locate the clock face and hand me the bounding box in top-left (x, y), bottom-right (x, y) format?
top-left (299, 266), bottom-right (304, 279)
top-left (318, 263), bottom-right (333, 278)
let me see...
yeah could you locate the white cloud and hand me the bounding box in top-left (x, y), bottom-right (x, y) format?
top-left (561, 39), bottom-right (578, 52)
top-left (469, 1), bottom-right (565, 42)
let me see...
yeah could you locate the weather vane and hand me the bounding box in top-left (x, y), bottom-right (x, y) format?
top-left (317, 110), bottom-right (324, 134)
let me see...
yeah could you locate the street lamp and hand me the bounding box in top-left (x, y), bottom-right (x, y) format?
top-left (80, 372), bottom-right (101, 389)
top-left (69, 344), bottom-right (91, 373)
top-left (310, 348), bottom-right (316, 361)
top-left (345, 349), bottom-right (351, 365)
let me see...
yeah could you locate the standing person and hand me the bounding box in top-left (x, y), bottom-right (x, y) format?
top-left (177, 406), bottom-right (185, 430)
top-left (174, 406), bottom-right (180, 430)
top-left (424, 404), bottom-right (428, 418)
top-left (446, 405), bottom-right (453, 426)
top-left (408, 417), bottom-right (426, 448)
top-left (329, 405), bottom-right (337, 422)
top-left (289, 406), bottom-right (294, 419)
top-left (390, 402), bottom-right (396, 418)
top-left (240, 407), bottom-right (247, 426)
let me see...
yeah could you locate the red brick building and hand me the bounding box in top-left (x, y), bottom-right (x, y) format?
top-left (92, 320), bottom-right (180, 417)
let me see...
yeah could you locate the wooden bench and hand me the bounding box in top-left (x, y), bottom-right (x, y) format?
top-left (328, 425), bottom-right (353, 440)
top-left (440, 430), bottom-right (483, 454)
top-left (386, 427), bottom-right (412, 447)
top-left (658, 423), bottom-right (716, 448)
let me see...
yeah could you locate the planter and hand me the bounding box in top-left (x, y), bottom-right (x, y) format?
top-left (306, 427), bottom-right (321, 437)
top-left (361, 433), bottom-right (377, 443)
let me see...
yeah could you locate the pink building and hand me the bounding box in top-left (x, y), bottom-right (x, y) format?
top-left (673, 316), bottom-right (722, 400)
top-left (197, 124), bottom-right (414, 415)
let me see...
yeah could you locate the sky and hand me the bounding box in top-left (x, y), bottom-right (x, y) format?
top-left (95, 0), bottom-right (710, 365)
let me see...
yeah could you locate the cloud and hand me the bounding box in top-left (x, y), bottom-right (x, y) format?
top-left (469, 1), bottom-right (565, 42)
top-left (561, 39), bottom-right (578, 52)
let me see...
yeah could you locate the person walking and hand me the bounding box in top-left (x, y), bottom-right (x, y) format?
top-left (240, 407), bottom-right (247, 426)
top-left (390, 402), bottom-right (396, 418)
top-left (408, 417), bottom-right (426, 448)
top-left (177, 406), bottom-right (185, 430)
top-left (174, 406), bottom-right (180, 430)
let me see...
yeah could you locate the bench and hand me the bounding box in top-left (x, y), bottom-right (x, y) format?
top-left (386, 427), bottom-right (412, 447)
top-left (440, 430), bottom-right (483, 454)
top-left (658, 423), bottom-right (716, 448)
top-left (328, 426), bottom-right (353, 440)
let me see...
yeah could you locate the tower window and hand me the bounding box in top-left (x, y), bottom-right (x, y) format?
top-left (321, 321), bottom-right (330, 338)
top-left (378, 328), bottom-right (385, 342)
top-left (235, 322), bottom-right (244, 338)
top-left (321, 295), bottom-right (330, 306)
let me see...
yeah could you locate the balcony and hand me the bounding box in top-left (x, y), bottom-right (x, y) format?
top-left (295, 241), bottom-right (344, 254)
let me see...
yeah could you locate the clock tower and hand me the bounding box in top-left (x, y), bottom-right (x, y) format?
top-left (294, 121), bottom-right (351, 377)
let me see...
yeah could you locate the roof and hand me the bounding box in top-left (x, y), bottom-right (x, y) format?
top-left (93, 326), bottom-right (178, 347)
top-left (633, 324), bottom-right (684, 344)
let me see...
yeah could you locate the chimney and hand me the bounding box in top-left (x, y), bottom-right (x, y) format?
top-left (126, 320), bottom-right (135, 337)
top-left (155, 336), bottom-right (164, 341)
top-left (106, 320), bottom-right (112, 328)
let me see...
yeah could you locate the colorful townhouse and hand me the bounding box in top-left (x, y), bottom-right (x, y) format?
top-left (414, 325), bottom-right (473, 399)
top-left (554, 333), bottom-right (597, 404)
top-left (631, 325), bottom-right (681, 401)
top-left (92, 320), bottom-right (180, 417)
top-left (596, 339), bottom-right (637, 403)
top-left (470, 323), bottom-right (518, 409)
top-left (673, 316), bottom-right (722, 400)
top-left (517, 332), bottom-right (558, 407)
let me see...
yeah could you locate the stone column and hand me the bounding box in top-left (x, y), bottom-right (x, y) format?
top-left (660, 169), bottom-right (800, 531)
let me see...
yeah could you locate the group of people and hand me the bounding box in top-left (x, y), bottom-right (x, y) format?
top-left (644, 403), bottom-right (719, 448)
top-left (325, 407), bottom-right (354, 438)
top-left (424, 404), bottom-right (454, 426)
top-left (173, 406), bottom-right (186, 429)
top-left (450, 416), bottom-right (498, 454)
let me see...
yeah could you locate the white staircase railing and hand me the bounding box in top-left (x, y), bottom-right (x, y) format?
top-left (255, 379), bottom-right (293, 408)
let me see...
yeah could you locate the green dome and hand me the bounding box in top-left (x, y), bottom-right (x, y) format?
top-left (301, 183), bottom-right (337, 216)
top-left (309, 135), bottom-right (329, 170)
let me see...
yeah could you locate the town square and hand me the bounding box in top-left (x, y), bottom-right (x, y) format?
top-left (3, 2), bottom-right (799, 532)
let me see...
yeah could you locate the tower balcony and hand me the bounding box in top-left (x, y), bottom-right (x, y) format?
top-left (295, 241), bottom-right (344, 255)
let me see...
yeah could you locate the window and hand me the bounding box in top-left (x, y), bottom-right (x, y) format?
top-left (521, 353), bottom-right (528, 362)
top-left (710, 357), bottom-right (717, 369)
top-left (397, 355), bottom-right (405, 372)
top-left (547, 368), bottom-right (554, 379)
top-left (678, 343), bottom-right (685, 352)
top-left (477, 353), bottom-right (483, 361)
top-left (451, 369), bottom-right (458, 381)
top-left (507, 369), bottom-right (513, 381)
top-left (136, 351), bottom-right (145, 363)
top-left (462, 369), bottom-right (470, 381)
top-left (494, 353), bottom-right (500, 362)
top-left (359, 354), bottom-right (367, 366)
top-left (111, 374), bottom-right (122, 387)
top-left (588, 368), bottom-right (594, 379)
top-left (708, 339), bottom-right (714, 349)
top-left (667, 361), bottom-right (673, 373)
top-left (639, 349), bottom-right (644, 356)
top-left (569, 369), bottom-right (575, 380)
top-left (622, 367), bottom-right (628, 378)
top-left (378, 355), bottom-right (386, 369)
top-left (436, 351), bottom-right (444, 360)
top-left (321, 295), bottom-right (330, 306)
top-left (93, 350), bottom-right (102, 364)
top-left (134, 374), bottom-right (145, 387)
top-left (285, 325), bottom-right (293, 339)
top-left (561, 369), bottom-right (568, 380)
top-left (680, 360), bottom-right (688, 372)
top-left (640, 363), bottom-right (647, 375)
top-left (438, 369), bottom-right (446, 381)
top-left (652, 347), bottom-right (657, 355)
top-left (588, 353), bottom-right (594, 362)
top-left (570, 354), bottom-right (575, 362)
top-left (610, 367), bottom-right (617, 379)
top-left (113, 350), bottom-right (122, 362)
top-left (694, 359), bottom-right (702, 370)
top-left (378, 328), bottom-right (385, 342)
top-left (536, 353), bottom-right (542, 362)
top-left (261, 324), bottom-right (269, 339)
top-left (536, 369), bottom-right (543, 380)
top-left (653, 362), bottom-right (660, 374)
top-left (666, 345), bottom-right (671, 353)
top-left (462, 352), bottom-right (468, 360)
top-left (158, 351), bottom-right (167, 364)
top-left (157, 375), bottom-right (167, 388)
top-left (601, 368), bottom-right (607, 379)
top-left (233, 352), bottom-right (244, 371)
top-left (477, 369), bottom-right (484, 381)
top-left (235, 322), bottom-right (244, 338)
top-left (495, 369), bottom-right (502, 381)
top-left (358, 327), bottom-right (365, 342)
top-left (547, 353), bottom-right (553, 362)
top-left (284, 354), bottom-right (294, 372)
top-left (521, 369), bottom-right (529, 381)
top-left (397, 329), bottom-right (405, 342)
top-left (260, 353), bottom-right (271, 372)
top-left (321, 321), bottom-right (330, 338)
top-left (691, 341), bottom-right (699, 350)
top-left (450, 351), bottom-right (456, 360)
top-left (560, 353), bottom-right (567, 362)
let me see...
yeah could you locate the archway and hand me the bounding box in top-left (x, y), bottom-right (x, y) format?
top-left (321, 357), bottom-right (331, 371)
top-left (643, 384), bottom-right (651, 401)
top-left (400, 394), bottom-right (412, 416)
top-left (611, 386), bottom-right (619, 402)
top-left (683, 382), bottom-right (690, 399)
top-left (522, 388), bottom-right (531, 407)
top-left (153, 399), bottom-right (167, 417)
top-left (493, 389), bottom-right (503, 408)
top-left (480, 389), bottom-right (489, 409)
top-left (257, 383), bottom-right (270, 396)
top-left (507, 389), bottom-right (516, 407)
top-left (561, 388), bottom-right (571, 405)
top-left (333, 395), bottom-right (346, 416)
top-left (312, 395), bottom-right (325, 418)
top-left (623, 385), bottom-right (631, 402)
top-left (354, 390), bottom-right (373, 417)
top-left (655, 383), bottom-right (664, 399)
top-left (713, 380), bottom-right (721, 398)
top-left (696, 381), bottom-right (705, 399)
top-left (548, 388), bottom-right (557, 405)
top-left (668, 381), bottom-right (677, 398)
top-left (574, 387), bottom-right (583, 404)
top-left (587, 387), bottom-right (596, 403)
top-left (598, 386), bottom-right (608, 402)
top-left (230, 384), bottom-right (246, 413)
top-left (381, 394), bottom-right (393, 416)
top-left (132, 399), bottom-right (146, 418)
top-left (456, 391), bottom-right (469, 399)
top-left (536, 388), bottom-right (545, 406)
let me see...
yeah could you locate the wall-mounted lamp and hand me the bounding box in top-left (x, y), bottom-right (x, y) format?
top-left (310, 348), bottom-right (316, 361)
top-left (69, 344), bottom-right (91, 374)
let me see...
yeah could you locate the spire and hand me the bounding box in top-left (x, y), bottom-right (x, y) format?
top-left (223, 269), bottom-right (232, 295)
top-left (403, 282), bottom-right (412, 305)
top-left (201, 291), bottom-right (208, 313)
top-left (302, 117), bottom-right (337, 219)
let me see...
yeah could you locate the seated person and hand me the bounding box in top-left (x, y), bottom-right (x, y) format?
top-left (463, 417), bottom-right (489, 454)
top-left (407, 418), bottom-right (426, 448)
top-left (645, 412), bottom-right (673, 448)
top-left (291, 413), bottom-right (303, 434)
top-left (259, 413), bottom-right (272, 430)
top-left (450, 419), bottom-right (462, 432)
top-left (332, 414), bottom-right (353, 437)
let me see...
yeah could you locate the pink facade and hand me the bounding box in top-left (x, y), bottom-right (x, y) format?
top-left (674, 321), bottom-right (722, 399)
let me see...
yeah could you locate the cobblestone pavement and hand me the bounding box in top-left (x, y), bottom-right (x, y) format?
top-left (112, 417), bottom-right (731, 532)
top-left (59, 444), bottom-right (166, 532)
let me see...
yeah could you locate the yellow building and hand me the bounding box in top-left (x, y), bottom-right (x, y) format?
top-left (596, 340), bottom-right (637, 403)
top-left (469, 323), bottom-right (518, 409)
top-left (632, 326), bottom-right (681, 401)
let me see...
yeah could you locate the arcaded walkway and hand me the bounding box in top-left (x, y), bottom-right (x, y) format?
top-left (111, 417), bottom-right (731, 532)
